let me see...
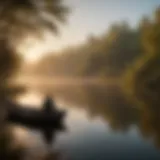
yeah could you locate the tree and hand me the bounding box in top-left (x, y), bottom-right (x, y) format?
top-left (0, 0), bottom-right (68, 38)
top-left (0, 0), bottom-right (69, 97)
top-left (124, 7), bottom-right (160, 111)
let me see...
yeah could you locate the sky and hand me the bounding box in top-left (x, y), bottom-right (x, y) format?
top-left (22, 0), bottom-right (160, 62)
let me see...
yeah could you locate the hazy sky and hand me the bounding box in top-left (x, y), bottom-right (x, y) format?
top-left (24, 0), bottom-right (160, 61)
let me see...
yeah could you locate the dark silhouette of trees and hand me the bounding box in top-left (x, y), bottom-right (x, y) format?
top-left (0, 0), bottom-right (68, 97)
top-left (0, 0), bottom-right (68, 38)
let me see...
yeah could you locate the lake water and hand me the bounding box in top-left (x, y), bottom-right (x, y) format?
top-left (7, 84), bottom-right (160, 160)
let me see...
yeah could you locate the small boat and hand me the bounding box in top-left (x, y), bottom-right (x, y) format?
top-left (6, 97), bottom-right (66, 130)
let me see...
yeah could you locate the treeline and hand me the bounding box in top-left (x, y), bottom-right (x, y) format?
top-left (32, 21), bottom-right (142, 77)
top-left (36, 83), bottom-right (160, 148)
top-left (124, 7), bottom-right (160, 106)
top-left (0, 0), bottom-right (68, 100)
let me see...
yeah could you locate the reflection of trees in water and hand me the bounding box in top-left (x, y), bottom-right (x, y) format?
top-left (40, 85), bottom-right (140, 131)
top-left (38, 84), bottom-right (160, 149)
top-left (82, 85), bottom-right (140, 131)
top-left (138, 102), bottom-right (160, 149)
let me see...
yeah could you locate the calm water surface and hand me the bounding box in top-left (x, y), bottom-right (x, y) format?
top-left (10, 84), bottom-right (160, 160)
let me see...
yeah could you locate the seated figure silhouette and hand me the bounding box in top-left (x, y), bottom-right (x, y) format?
top-left (43, 96), bottom-right (56, 113)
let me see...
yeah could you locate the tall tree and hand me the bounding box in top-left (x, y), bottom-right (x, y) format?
top-left (0, 0), bottom-right (68, 96)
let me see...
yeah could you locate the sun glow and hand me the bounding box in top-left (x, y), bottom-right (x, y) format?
top-left (18, 33), bottom-right (62, 62)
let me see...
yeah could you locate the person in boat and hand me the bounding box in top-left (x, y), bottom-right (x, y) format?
top-left (43, 95), bottom-right (66, 120)
top-left (43, 96), bottom-right (57, 113)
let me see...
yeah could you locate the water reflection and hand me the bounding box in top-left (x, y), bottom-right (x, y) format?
top-left (37, 84), bottom-right (140, 131)
top-left (2, 84), bottom-right (160, 160)
top-left (34, 84), bottom-right (160, 153)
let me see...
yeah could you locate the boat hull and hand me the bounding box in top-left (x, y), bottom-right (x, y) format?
top-left (7, 107), bottom-right (66, 129)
